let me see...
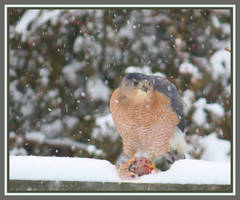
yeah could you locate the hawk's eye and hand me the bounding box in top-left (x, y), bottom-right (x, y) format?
top-left (133, 80), bottom-right (139, 87)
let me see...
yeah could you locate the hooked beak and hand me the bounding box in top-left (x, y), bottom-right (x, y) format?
top-left (141, 81), bottom-right (149, 93)
top-left (142, 85), bottom-right (148, 92)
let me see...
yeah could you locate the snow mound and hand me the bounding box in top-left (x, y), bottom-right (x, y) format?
top-left (86, 76), bottom-right (110, 101)
top-left (199, 133), bottom-right (230, 162)
top-left (138, 159), bottom-right (230, 185)
top-left (92, 114), bottom-right (119, 142)
top-left (15, 10), bottom-right (61, 34)
top-left (10, 156), bottom-right (230, 185)
top-left (192, 98), bottom-right (225, 127)
top-left (210, 49), bottom-right (230, 81)
top-left (15, 10), bottom-right (40, 33)
top-left (179, 62), bottom-right (202, 82)
top-left (10, 156), bottom-right (120, 182)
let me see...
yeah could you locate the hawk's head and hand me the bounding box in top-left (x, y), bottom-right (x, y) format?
top-left (119, 73), bottom-right (154, 103)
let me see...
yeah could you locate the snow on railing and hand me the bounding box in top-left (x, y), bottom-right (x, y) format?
top-left (10, 156), bottom-right (230, 184)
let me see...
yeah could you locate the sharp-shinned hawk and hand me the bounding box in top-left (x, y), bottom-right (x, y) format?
top-left (110, 73), bottom-right (188, 178)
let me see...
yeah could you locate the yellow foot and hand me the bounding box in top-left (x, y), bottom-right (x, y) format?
top-left (151, 160), bottom-right (157, 169)
top-left (150, 161), bottom-right (161, 173)
top-left (118, 157), bottom-right (136, 179)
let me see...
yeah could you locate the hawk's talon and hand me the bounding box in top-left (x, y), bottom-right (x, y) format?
top-left (118, 158), bottom-right (137, 179)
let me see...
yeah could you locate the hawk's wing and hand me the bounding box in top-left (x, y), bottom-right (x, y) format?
top-left (148, 75), bottom-right (186, 132)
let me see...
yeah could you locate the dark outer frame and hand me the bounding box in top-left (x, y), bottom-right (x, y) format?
top-left (0, 0), bottom-right (239, 200)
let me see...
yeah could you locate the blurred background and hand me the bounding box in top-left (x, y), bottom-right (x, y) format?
top-left (9, 8), bottom-right (231, 164)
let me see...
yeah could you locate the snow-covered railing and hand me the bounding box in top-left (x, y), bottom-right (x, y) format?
top-left (9, 156), bottom-right (231, 192)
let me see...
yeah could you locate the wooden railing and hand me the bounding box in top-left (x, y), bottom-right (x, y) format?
top-left (9, 180), bottom-right (232, 192)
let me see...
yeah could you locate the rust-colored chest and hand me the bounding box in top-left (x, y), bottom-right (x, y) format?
top-left (110, 89), bottom-right (179, 136)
